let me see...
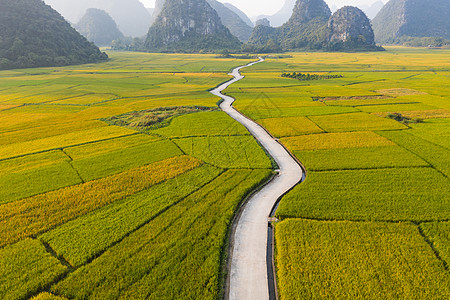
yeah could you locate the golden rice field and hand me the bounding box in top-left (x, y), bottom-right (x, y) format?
top-left (0, 48), bottom-right (449, 299)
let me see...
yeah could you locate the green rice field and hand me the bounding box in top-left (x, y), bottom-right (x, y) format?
top-left (226, 48), bottom-right (450, 299)
top-left (0, 48), bottom-right (449, 299)
top-left (0, 52), bottom-right (273, 299)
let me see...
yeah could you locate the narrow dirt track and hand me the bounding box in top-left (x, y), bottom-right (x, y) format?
top-left (210, 59), bottom-right (304, 300)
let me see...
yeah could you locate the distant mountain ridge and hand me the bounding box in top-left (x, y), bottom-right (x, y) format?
top-left (223, 3), bottom-right (254, 27)
top-left (0, 0), bottom-right (107, 70)
top-left (372, 0), bottom-right (450, 43)
top-left (256, 0), bottom-right (296, 27)
top-left (44, 0), bottom-right (152, 37)
top-left (145, 0), bottom-right (241, 52)
top-left (248, 0), bottom-right (381, 52)
top-left (75, 8), bottom-right (124, 47)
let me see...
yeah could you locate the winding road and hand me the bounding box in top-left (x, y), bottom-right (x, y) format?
top-left (210, 59), bottom-right (304, 300)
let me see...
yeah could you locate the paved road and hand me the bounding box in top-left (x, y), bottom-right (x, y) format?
top-left (210, 59), bottom-right (304, 300)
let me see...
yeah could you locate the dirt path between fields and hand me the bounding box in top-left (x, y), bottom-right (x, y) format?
top-left (210, 59), bottom-right (304, 300)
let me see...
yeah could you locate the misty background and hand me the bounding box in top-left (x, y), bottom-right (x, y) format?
top-left (140, 0), bottom-right (388, 18)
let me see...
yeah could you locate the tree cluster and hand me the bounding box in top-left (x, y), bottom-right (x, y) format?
top-left (281, 72), bottom-right (343, 81)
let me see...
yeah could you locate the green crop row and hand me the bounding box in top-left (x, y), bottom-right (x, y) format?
top-left (239, 106), bottom-right (358, 121)
top-left (0, 156), bottom-right (201, 247)
top-left (258, 116), bottom-right (323, 138)
top-left (0, 238), bottom-right (68, 300)
top-left (378, 130), bottom-right (450, 177)
top-left (308, 112), bottom-right (407, 132)
top-left (174, 135), bottom-right (272, 169)
top-left (40, 164), bottom-right (223, 267)
top-left (64, 133), bottom-right (160, 160)
top-left (293, 145), bottom-right (429, 171)
top-left (151, 111), bottom-right (250, 137)
top-left (275, 219), bottom-right (450, 300)
top-left (71, 139), bottom-right (183, 182)
top-left (0, 150), bottom-right (69, 176)
top-left (420, 222), bottom-right (450, 267)
top-left (409, 118), bottom-right (450, 149)
top-left (281, 131), bottom-right (395, 151)
top-left (52, 169), bottom-right (272, 299)
top-left (276, 167), bottom-right (449, 222)
top-left (0, 126), bottom-right (135, 160)
top-left (0, 162), bottom-right (82, 205)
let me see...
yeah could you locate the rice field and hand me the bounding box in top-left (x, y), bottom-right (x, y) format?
top-left (0, 52), bottom-right (276, 299)
top-left (0, 48), bottom-right (448, 299)
top-left (275, 220), bottom-right (450, 300)
top-left (232, 48), bottom-right (450, 298)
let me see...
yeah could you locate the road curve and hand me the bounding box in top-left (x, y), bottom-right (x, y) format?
top-left (210, 59), bottom-right (304, 300)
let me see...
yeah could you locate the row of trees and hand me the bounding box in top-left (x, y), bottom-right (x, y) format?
top-left (281, 72), bottom-right (343, 81)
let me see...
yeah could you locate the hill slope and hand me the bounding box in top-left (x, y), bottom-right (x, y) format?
top-left (154, 0), bottom-right (252, 42)
top-left (223, 3), bottom-right (254, 27)
top-left (145, 0), bottom-right (241, 52)
top-left (205, 0), bottom-right (253, 42)
top-left (372, 0), bottom-right (450, 43)
top-left (75, 8), bottom-right (124, 47)
top-left (256, 0), bottom-right (297, 27)
top-left (248, 0), bottom-right (380, 52)
top-left (0, 0), bottom-right (107, 70)
top-left (44, 0), bottom-right (152, 37)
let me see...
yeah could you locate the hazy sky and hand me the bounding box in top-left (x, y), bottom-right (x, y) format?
top-left (140, 0), bottom-right (387, 17)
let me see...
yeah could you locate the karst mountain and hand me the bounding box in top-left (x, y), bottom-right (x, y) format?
top-left (372, 0), bottom-right (450, 43)
top-left (0, 0), bottom-right (107, 70)
top-left (145, 0), bottom-right (241, 52)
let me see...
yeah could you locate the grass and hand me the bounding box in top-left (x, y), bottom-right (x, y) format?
top-left (0, 239), bottom-right (68, 300)
top-left (51, 169), bottom-right (272, 299)
top-left (40, 164), bottom-right (222, 267)
top-left (276, 167), bottom-right (449, 222)
top-left (293, 146), bottom-right (429, 171)
top-left (174, 136), bottom-right (272, 169)
top-left (275, 220), bottom-right (450, 300)
top-left (0, 156), bottom-right (201, 247)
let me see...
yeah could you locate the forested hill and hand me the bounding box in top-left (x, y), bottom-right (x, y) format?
top-left (0, 0), bottom-right (107, 70)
